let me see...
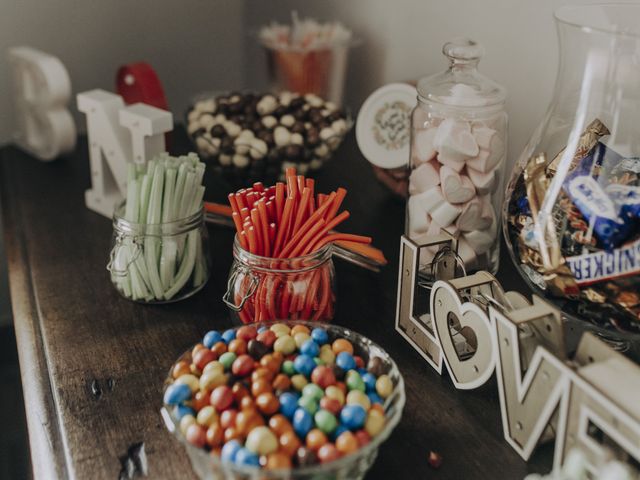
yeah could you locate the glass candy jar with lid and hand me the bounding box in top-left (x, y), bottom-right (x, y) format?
top-left (408, 38), bottom-right (507, 274)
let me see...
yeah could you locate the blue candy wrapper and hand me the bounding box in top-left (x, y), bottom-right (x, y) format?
top-left (563, 141), bottom-right (640, 249)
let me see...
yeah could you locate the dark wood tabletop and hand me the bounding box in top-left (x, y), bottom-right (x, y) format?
top-left (0, 129), bottom-right (552, 479)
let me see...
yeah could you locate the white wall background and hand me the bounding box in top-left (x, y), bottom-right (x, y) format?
top-left (244, 0), bottom-right (639, 171)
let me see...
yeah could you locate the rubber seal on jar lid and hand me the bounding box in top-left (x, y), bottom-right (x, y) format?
top-left (356, 83), bottom-right (417, 169)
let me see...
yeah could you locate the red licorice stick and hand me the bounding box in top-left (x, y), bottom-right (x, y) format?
top-left (266, 200), bottom-right (276, 221)
top-left (302, 210), bottom-right (351, 255)
top-left (236, 191), bottom-right (247, 211)
top-left (279, 192), bottom-right (336, 258)
top-left (246, 226), bottom-right (258, 254)
top-left (310, 233), bottom-right (372, 253)
top-left (325, 187), bottom-right (347, 221)
top-left (275, 182), bottom-right (285, 223)
top-left (257, 201), bottom-right (271, 257)
top-left (240, 207), bottom-right (250, 222)
top-left (253, 182), bottom-right (264, 192)
top-left (297, 175), bottom-right (305, 194)
top-left (269, 223), bottom-right (276, 246)
top-left (292, 187), bottom-right (311, 235)
top-left (238, 230), bottom-right (249, 251)
top-left (232, 211), bottom-right (243, 234)
top-left (273, 196), bottom-right (295, 257)
top-left (228, 193), bottom-right (240, 215)
top-left (289, 219), bottom-right (326, 258)
top-left (317, 193), bottom-right (327, 207)
top-left (286, 171), bottom-right (298, 200)
top-left (250, 209), bottom-right (263, 255)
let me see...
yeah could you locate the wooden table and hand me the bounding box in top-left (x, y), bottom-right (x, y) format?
top-left (0, 131), bottom-right (552, 479)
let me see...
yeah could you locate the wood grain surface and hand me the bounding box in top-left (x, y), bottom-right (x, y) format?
top-left (0, 131), bottom-right (553, 479)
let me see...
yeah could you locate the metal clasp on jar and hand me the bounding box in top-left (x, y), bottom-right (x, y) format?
top-left (222, 266), bottom-right (260, 312)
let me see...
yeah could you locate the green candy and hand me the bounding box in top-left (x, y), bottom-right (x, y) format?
top-left (282, 360), bottom-right (296, 376)
top-left (314, 357), bottom-right (325, 366)
top-left (298, 395), bottom-right (318, 415)
top-left (346, 371), bottom-right (366, 392)
top-left (314, 409), bottom-right (338, 434)
top-left (218, 352), bottom-right (236, 370)
top-left (302, 383), bottom-right (324, 401)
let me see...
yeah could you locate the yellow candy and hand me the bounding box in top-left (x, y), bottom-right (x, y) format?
top-left (202, 361), bottom-right (224, 376)
top-left (294, 332), bottom-right (311, 349)
top-left (346, 390), bottom-right (371, 411)
top-left (274, 334), bottom-right (296, 355)
top-left (196, 406), bottom-right (218, 427)
top-left (376, 375), bottom-right (393, 399)
top-left (290, 325), bottom-right (311, 336)
top-left (199, 371), bottom-right (227, 391)
top-left (365, 410), bottom-right (385, 437)
top-left (270, 323), bottom-right (291, 338)
top-left (319, 344), bottom-right (335, 365)
top-left (245, 426), bottom-right (279, 456)
top-left (175, 374), bottom-right (200, 393)
top-left (291, 374), bottom-right (308, 392)
top-left (179, 414), bottom-right (196, 435)
top-left (325, 385), bottom-right (345, 405)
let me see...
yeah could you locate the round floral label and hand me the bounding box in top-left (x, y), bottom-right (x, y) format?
top-left (372, 101), bottom-right (411, 151)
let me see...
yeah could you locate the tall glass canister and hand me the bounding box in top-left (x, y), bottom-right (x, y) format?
top-left (407, 38), bottom-right (507, 274)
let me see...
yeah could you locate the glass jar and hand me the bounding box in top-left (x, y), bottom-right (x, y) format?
top-left (224, 237), bottom-right (336, 323)
top-left (504, 5), bottom-right (640, 352)
top-left (408, 38), bottom-right (507, 274)
top-left (108, 203), bottom-right (211, 303)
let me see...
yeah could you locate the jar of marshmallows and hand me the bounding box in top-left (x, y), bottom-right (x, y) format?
top-left (407, 38), bottom-right (507, 274)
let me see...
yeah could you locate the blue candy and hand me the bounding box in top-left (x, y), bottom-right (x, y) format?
top-left (279, 392), bottom-right (299, 419)
top-left (163, 383), bottom-right (191, 405)
top-left (257, 326), bottom-right (268, 333)
top-left (173, 404), bottom-right (195, 421)
top-left (293, 408), bottom-right (314, 438)
top-left (221, 440), bottom-right (242, 463)
top-left (293, 354), bottom-right (316, 377)
top-left (300, 339), bottom-right (320, 357)
top-left (336, 351), bottom-right (356, 371)
top-left (368, 392), bottom-right (383, 405)
top-left (203, 330), bottom-right (222, 348)
top-left (357, 368), bottom-right (368, 376)
top-left (340, 405), bottom-right (367, 430)
top-left (311, 328), bottom-right (329, 345)
top-left (235, 447), bottom-right (260, 466)
top-left (362, 373), bottom-right (377, 392)
top-left (222, 329), bottom-right (236, 344)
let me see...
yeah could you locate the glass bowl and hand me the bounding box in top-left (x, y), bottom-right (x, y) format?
top-left (160, 320), bottom-right (405, 480)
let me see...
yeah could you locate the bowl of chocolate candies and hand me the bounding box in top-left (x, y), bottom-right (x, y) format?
top-left (161, 321), bottom-right (405, 480)
top-left (186, 92), bottom-right (351, 189)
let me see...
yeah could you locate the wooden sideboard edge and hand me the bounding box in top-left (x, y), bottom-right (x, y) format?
top-left (0, 156), bottom-right (70, 480)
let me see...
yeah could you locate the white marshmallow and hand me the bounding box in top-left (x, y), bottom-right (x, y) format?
top-left (413, 128), bottom-right (438, 163)
top-left (436, 153), bottom-right (466, 172)
top-left (466, 167), bottom-right (496, 195)
top-left (290, 133), bottom-right (304, 145)
top-left (280, 114), bottom-right (295, 127)
top-left (262, 115), bottom-right (278, 129)
top-left (433, 119), bottom-right (479, 162)
top-left (457, 237), bottom-right (479, 271)
top-left (200, 114), bottom-right (215, 130)
top-left (431, 201), bottom-right (462, 228)
top-left (463, 229), bottom-right (494, 255)
top-left (274, 126), bottom-right (291, 146)
top-left (224, 121), bottom-right (241, 138)
top-left (409, 161), bottom-right (440, 195)
top-left (472, 126), bottom-right (497, 150)
top-left (249, 138), bottom-right (268, 159)
top-left (440, 166), bottom-right (476, 204)
top-left (466, 135), bottom-right (504, 173)
top-left (407, 195), bottom-right (431, 233)
top-left (456, 196), bottom-right (494, 232)
top-left (234, 136), bottom-right (251, 155)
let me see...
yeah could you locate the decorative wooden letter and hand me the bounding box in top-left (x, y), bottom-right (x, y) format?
top-left (7, 46), bottom-right (76, 161)
top-left (77, 89), bottom-right (173, 218)
top-left (490, 300), bottom-right (569, 460)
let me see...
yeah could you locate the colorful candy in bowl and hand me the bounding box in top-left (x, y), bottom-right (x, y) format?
top-left (161, 321), bottom-right (405, 479)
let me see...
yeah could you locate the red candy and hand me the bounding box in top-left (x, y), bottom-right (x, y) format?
top-left (211, 386), bottom-right (234, 411)
top-left (256, 330), bottom-right (277, 348)
top-left (319, 397), bottom-right (341, 416)
top-left (354, 356), bottom-right (365, 369)
top-left (193, 349), bottom-right (216, 370)
top-left (355, 430), bottom-right (371, 447)
top-left (232, 354), bottom-right (255, 377)
top-left (186, 424), bottom-right (207, 448)
top-left (311, 366), bottom-right (336, 389)
top-left (236, 325), bottom-right (258, 342)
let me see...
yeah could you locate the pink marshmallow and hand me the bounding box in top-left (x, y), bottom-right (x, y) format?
top-left (440, 165), bottom-right (476, 204)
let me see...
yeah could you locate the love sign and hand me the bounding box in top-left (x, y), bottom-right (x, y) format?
top-left (395, 235), bottom-right (640, 476)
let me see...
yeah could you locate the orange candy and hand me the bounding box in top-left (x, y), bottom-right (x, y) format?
top-left (236, 325), bottom-right (258, 342)
top-left (220, 409), bottom-right (238, 429)
top-left (228, 338), bottom-right (247, 355)
top-left (206, 424), bottom-right (224, 448)
top-left (232, 382), bottom-right (250, 403)
top-left (240, 396), bottom-right (256, 411)
top-left (260, 354), bottom-right (282, 373)
top-left (268, 414), bottom-right (292, 436)
top-left (317, 443), bottom-right (341, 463)
top-left (265, 452), bottom-right (292, 469)
top-left (335, 431), bottom-right (359, 454)
top-left (331, 338), bottom-right (354, 355)
top-left (191, 343), bottom-right (207, 358)
top-left (290, 325), bottom-right (311, 336)
top-left (256, 392), bottom-right (280, 415)
top-left (279, 430), bottom-right (301, 457)
top-left (272, 373), bottom-right (291, 392)
top-left (251, 378), bottom-right (272, 397)
top-left (236, 410), bottom-right (264, 435)
top-left (172, 360), bottom-right (191, 379)
top-left (193, 349), bottom-right (216, 371)
top-left (224, 426), bottom-right (243, 443)
top-left (192, 391), bottom-right (210, 412)
top-left (211, 341), bottom-right (227, 358)
top-left (306, 429), bottom-right (328, 451)
top-left (252, 367), bottom-right (276, 383)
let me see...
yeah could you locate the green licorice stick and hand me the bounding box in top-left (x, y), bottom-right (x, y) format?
top-left (145, 164), bottom-right (166, 299)
top-left (172, 163), bottom-right (188, 221)
top-left (164, 231), bottom-right (197, 300)
top-left (138, 174), bottom-right (151, 224)
top-left (159, 168), bottom-right (178, 289)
